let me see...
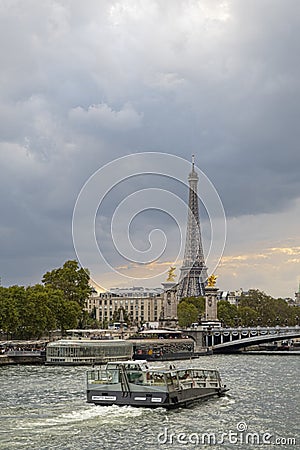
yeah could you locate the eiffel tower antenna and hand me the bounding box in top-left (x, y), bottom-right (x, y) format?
top-left (177, 155), bottom-right (208, 298)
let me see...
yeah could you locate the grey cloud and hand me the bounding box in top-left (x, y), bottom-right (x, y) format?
top-left (0, 0), bottom-right (299, 291)
top-left (69, 103), bottom-right (143, 132)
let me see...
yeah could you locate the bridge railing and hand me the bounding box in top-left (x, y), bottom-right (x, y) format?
top-left (185, 326), bottom-right (300, 350)
top-left (199, 326), bottom-right (300, 333)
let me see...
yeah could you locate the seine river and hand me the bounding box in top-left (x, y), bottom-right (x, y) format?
top-left (0, 355), bottom-right (299, 450)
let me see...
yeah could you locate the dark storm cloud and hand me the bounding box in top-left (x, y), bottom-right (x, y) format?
top-left (0, 0), bottom-right (299, 286)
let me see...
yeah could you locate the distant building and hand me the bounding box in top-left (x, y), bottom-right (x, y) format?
top-left (217, 289), bottom-right (244, 306)
top-left (285, 297), bottom-right (296, 306)
top-left (108, 286), bottom-right (163, 298)
top-left (86, 287), bottom-right (164, 326)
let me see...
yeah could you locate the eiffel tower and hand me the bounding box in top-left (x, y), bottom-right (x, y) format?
top-left (177, 155), bottom-right (208, 299)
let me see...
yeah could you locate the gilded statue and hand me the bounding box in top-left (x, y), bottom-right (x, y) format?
top-left (207, 274), bottom-right (218, 287)
top-left (166, 266), bottom-right (176, 282)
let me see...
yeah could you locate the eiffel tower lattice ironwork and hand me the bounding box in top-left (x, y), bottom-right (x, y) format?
top-left (177, 155), bottom-right (208, 299)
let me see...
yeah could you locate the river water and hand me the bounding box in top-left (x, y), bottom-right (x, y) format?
top-left (0, 355), bottom-right (299, 450)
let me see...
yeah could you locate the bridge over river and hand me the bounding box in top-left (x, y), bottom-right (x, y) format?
top-left (185, 326), bottom-right (300, 353)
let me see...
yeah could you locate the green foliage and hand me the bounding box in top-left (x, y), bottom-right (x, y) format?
top-left (0, 283), bottom-right (83, 338)
top-left (238, 289), bottom-right (300, 326)
top-left (215, 289), bottom-right (300, 327)
top-left (182, 296), bottom-right (205, 317)
top-left (54, 297), bottom-right (81, 333)
top-left (42, 260), bottom-right (92, 308)
top-left (177, 301), bottom-right (198, 327)
top-left (0, 260), bottom-right (93, 338)
top-left (217, 300), bottom-right (238, 327)
top-left (237, 306), bottom-right (258, 326)
top-left (42, 260), bottom-right (93, 330)
top-left (20, 285), bottom-right (56, 339)
top-left (177, 296), bottom-right (205, 328)
top-left (0, 286), bottom-right (21, 336)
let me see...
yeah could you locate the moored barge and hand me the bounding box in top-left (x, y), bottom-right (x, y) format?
top-left (129, 329), bottom-right (195, 361)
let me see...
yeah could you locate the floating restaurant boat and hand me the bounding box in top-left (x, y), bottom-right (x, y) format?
top-left (86, 360), bottom-right (228, 408)
top-left (46, 329), bottom-right (133, 365)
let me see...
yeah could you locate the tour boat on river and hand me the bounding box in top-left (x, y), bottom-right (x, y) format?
top-left (86, 360), bottom-right (228, 409)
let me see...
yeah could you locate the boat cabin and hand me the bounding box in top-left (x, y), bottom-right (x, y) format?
top-left (86, 360), bottom-right (227, 408)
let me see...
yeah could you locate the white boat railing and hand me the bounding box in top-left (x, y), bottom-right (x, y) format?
top-left (87, 366), bottom-right (223, 391)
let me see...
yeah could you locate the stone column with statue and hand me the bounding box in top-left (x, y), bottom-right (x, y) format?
top-left (203, 274), bottom-right (221, 326)
top-left (161, 267), bottom-right (178, 328)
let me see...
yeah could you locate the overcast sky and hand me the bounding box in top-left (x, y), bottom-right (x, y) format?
top-left (0, 0), bottom-right (299, 298)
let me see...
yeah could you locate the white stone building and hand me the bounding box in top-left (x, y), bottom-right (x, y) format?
top-left (86, 287), bottom-right (164, 326)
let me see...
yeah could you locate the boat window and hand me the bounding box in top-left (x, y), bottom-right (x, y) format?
top-left (177, 370), bottom-right (191, 380)
top-left (106, 368), bottom-right (119, 383)
top-left (107, 363), bottom-right (118, 369)
top-left (127, 370), bottom-right (145, 384)
top-left (165, 372), bottom-right (175, 384)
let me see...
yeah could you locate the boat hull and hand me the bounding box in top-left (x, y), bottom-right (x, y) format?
top-left (87, 386), bottom-right (227, 409)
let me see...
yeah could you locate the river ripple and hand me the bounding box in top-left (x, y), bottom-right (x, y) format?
top-left (0, 355), bottom-right (299, 450)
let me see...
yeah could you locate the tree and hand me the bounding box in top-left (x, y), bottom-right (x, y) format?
top-left (237, 306), bottom-right (258, 326)
top-left (21, 285), bottom-right (56, 338)
top-left (239, 289), bottom-right (296, 326)
top-left (0, 286), bottom-right (20, 338)
top-left (217, 301), bottom-right (238, 327)
top-left (6, 285), bottom-right (27, 338)
top-left (177, 301), bottom-right (198, 327)
top-left (54, 298), bottom-right (82, 333)
top-left (41, 284), bottom-right (83, 335)
top-left (42, 260), bottom-right (92, 308)
top-left (182, 296), bottom-right (205, 321)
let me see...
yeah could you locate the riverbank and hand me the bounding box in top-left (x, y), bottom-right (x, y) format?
top-left (241, 350), bottom-right (300, 355)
